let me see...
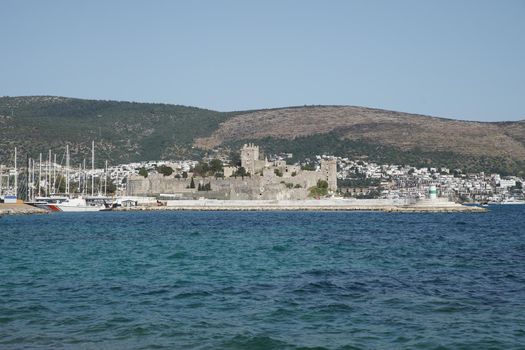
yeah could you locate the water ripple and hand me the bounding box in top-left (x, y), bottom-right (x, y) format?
top-left (1, 207), bottom-right (524, 349)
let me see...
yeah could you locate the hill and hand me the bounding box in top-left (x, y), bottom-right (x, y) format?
top-left (0, 96), bottom-right (230, 164)
top-left (1, 96), bottom-right (524, 175)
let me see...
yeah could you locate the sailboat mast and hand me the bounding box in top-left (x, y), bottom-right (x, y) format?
top-left (53, 153), bottom-right (56, 194)
top-left (14, 147), bottom-right (17, 198)
top-left (91, 140), bottom-right (94, 196)
top-left (27, 157), bottom-right (30, 201)
top-left (32, 157), bottom-right (34, 201)
top-left (66, 144), bottom-right (70, 195)
top-left (31, 158), bottom-right (34, 201)
top-left (27, 158), bottom-right (31, 202)
top-left (104, 160), bottom-right (108, 197)
top-left (83, 159), bottom-right (86, 195)
top-left (47, 150), bottom-right (51, 196)
top-left (38, 153), bottom-right (42, 197)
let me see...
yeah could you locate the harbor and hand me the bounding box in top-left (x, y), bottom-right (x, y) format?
top-left (0, 142), bottom-right (516, 215)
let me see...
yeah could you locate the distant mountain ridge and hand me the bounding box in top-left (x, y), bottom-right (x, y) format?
top-left (0, 96), bottom-right (524, 175)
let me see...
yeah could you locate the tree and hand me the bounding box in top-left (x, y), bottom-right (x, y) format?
top-left (301, 163), bottom-right (315, 171)
top-left (317, 179), bottom-right (328, 189)
top-left (157, 165), bottom-right (174, 176)
top-left (193, 162), bottom-right (209, 177)
top-left (274, 169), bottom-right (283, 177)
top-left (308, 180), bottom-right (329, 198)
top-left (234, 167), bottom-right (247, 178)
top-left (182, 171), bottom-right (188, 178)
top-left (138, 167), bottom-right (148, 178)
top-left (209, 159), bottom-right (223, 173)
top-left (189, 177), bottom-right (195, 189)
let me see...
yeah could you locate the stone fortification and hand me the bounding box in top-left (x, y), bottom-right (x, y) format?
top-left (127, 144), bottom-right (337, 199)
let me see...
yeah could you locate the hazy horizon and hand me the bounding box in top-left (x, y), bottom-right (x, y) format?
top-left (2, 0), bottom-right (524, 122)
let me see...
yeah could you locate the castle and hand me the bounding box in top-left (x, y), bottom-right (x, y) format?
top-left (127, 144), bottom-right (337, 200)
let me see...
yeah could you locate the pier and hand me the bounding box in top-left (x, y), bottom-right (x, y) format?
top-left (115, 198), bottom-right (487, 213)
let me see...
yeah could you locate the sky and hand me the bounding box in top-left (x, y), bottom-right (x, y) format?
top-left (1, 0), bottom-right (524, 121)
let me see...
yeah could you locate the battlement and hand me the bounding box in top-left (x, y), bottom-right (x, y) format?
top-left (241, 143), bottom-right (261, 175)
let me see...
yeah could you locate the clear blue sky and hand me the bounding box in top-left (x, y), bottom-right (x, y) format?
top-left (2, 0), bottom-right (524, 121)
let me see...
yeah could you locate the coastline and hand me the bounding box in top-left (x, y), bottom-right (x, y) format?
top-left (115, 199), bottom-right (487, 213)
top-left (0, 199), bottom-right (487, 215)
top-left (0, 203), bottom-right (48, 216)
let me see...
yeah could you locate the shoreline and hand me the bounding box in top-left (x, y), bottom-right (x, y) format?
top-left (116, 199), bottom-right (487, 213)
top-left (115, 206), bottom-right (486, 213)
top-left (0, 199), bottom-right (488, 215)
top-left (0, 204), bottom-right (48, 216)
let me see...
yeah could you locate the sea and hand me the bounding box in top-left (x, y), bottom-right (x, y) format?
top-left (1, 206), bottom-right (524, 349)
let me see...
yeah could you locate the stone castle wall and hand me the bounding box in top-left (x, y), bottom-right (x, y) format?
top-left (127, 145), bottom-right (337, 199)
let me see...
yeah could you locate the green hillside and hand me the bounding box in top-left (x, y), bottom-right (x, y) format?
top-left (0, 96), bottom-right (231, 165)
top-left (1, 96), bottom-right (524, 175)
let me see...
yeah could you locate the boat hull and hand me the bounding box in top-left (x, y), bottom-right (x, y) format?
top-left (48, 204), bottom-right (105, 212)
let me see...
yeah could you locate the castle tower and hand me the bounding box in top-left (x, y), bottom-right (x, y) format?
top-left (240, 143), bottom-right (259, 176)
top-left (321, 159), bottom-right (337, 191)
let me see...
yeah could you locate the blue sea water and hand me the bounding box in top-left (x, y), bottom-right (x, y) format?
top-left (1, 206), bottom-right (524, 349)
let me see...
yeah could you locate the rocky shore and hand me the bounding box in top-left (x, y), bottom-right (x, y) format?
top-left (0, 204), bottom-right (48, 216)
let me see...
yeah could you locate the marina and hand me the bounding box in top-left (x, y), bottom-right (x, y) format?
top-left (0, 143), bottom-right (517, 215)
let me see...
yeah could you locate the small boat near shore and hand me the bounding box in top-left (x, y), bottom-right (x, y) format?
top-left (28, 196), bottom-right (111, 212)
top-left (499, 198), bottom-right (525, 205)
top-left (488, 197), bottom-right (525, 205)
top-left (48, 196), bottom-right (111, 212)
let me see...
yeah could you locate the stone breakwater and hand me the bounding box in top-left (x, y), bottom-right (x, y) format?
top-left (0, 204), bottom-right (48, 216)
top-left (115, 199), bottom-right (487, 213)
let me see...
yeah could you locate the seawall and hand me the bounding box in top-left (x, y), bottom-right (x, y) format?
top-left (0, 203), bottom-right (48, 216)
top-left (115, 199), bottom-right (486, 213)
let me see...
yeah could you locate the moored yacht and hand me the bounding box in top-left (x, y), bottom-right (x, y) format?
top-left (47, 196), bottom-right (110, 212)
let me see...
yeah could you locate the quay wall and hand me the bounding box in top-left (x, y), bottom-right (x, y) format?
top-left (115, 198), bottom-right (485, 212)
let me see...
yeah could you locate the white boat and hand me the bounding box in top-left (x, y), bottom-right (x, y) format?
top-left (28, 196), bottom-right (69, 210)
top-left (499, 197), bottom-right (525, 205)
top-left (47, 196), bottom-right (109, 212)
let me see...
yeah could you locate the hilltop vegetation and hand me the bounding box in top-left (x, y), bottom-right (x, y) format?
top-left (0, 96), bottom-right (524, 175)
top-left (0, 96), bottom-right (230, 165)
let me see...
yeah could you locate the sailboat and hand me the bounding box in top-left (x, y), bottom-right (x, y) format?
top-left (28, 142), bottom-right (111, 212)
top-left (51, 141), bottom-right (109, 212)
top-left (0, 147), bottom-right (18, 203)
